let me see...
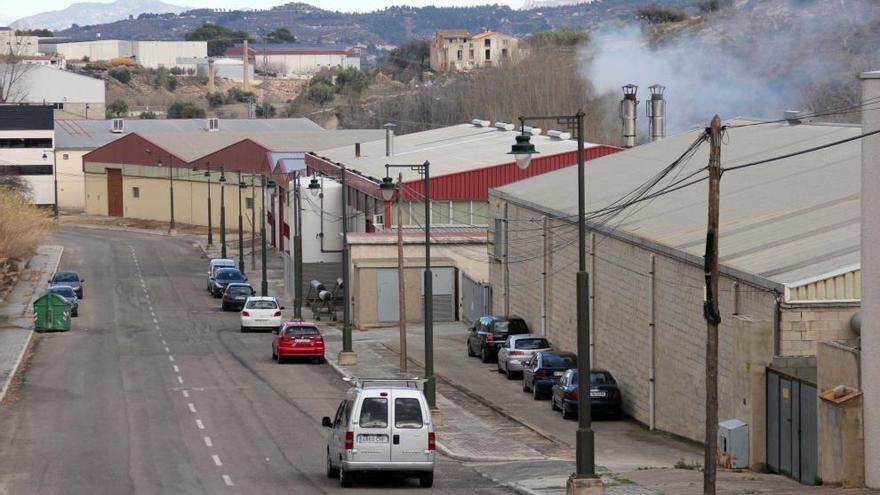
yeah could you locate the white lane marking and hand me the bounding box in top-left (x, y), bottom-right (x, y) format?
top-left (177, 376), bottom-right (184, 384)
top-left (161, 339), bottom-right (167, 345)
top-left (173, 365), bottom-right (179, 373)
top-left (212, 455), bottom-right (223, 467)
top-left (165, 347), bottom-right (170, 353)
top-left (204, 436), bottom-right (213, 447)
top-left (153, 318), bottom-right (158, 324)
top-left (196, 419), bottom-right (205, 429)
top-left (222, 475), bottom-right (234, 486)
top-left (169, 355), bottom-right (175, 362)
top-left (181, 389), bottom-right (188, 398)
top-left (151, 311), bottom-right (156, 317)
top-left (188, 403), bottom-right (196, 413)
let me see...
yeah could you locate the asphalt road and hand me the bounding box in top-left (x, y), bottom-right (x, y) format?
top-left (0, 225), bottom-right (506, 495)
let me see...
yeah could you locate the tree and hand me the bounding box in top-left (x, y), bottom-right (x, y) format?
top-left (383, 39), bottom-right (431, 82)
top-left (16, 29), bottom-right (53, 37)
top-left (307, 82), bottom-right (334, 105)
top-left (109, 67), bottom-right (131, 84)
top-left (256, 102), bottom-right (276, 117)
top-left (528, 28), bottom-right (590, 49)
top-left (0, 34), bottom-right (39, 103)
top-left (167, 101), bottom-right (206, 118)
top-left (207, 91), bottom-right (226, 108)
top-left (636, 4), bottom-right (688, 24)
top-left (185, 23), bottom-right (252, 57)
top-left (107, 99), bottom-right (129, 117)
top-left (265, 28), bottom-right (297, 43)
top-left (335, 67), bottom-right (368, 94)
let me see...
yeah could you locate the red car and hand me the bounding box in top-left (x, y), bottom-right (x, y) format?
top-left (272, 321), bottom-right (325, 364)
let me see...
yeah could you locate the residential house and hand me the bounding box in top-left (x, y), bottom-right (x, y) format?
top-left (430, 30), bottom-right (519, 72)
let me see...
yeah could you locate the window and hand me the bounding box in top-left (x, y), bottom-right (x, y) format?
top-left (484, 39), bottom-right (491, 47)
top-left (245, 300), bottom-right (278, 309)
top-left (516, 338), bottom-right (550, 350)
top-left (502, 48), bottom-right (508, 58)
top-left (52, 102), bottom-right (64, 110)
top-left (456, 49), bottom-right (462, 61)
top-left (485, 49), bottom-right (491, 60)
top-left (0, 138), bottom-right (53, 148)
top-left (1, 165), bottom-right (52, 175)
top-left (503, 39), bottom-right (509, 46)
top-left (358, 398), bottom-right (388, 428)
top-left (63, 154), bottom-right (69, 160)
top-left (543, 354), bottom-right (577, 368)
top-left (246, 197), bottom-right (254, 209)
top-left (468, 49), bottom-right (474, 59)
top-left (394, 398), bottom-right (424, 428)
top-left (132, 186), bottom-right (140, 198)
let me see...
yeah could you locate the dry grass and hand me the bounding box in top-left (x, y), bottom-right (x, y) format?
top-left (0, 187), bottom-right (55, 265)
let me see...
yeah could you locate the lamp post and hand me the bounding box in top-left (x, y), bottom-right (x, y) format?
top-left (261, 174), bottom-right (276, 297)
top-left (379, 161), bottom-right (436, 413)
top-left (238, 174), bottom-right (246, 274)
top-left (44, 152), bottom-right (58, 217)
top-left (308, 168), bottom-right (356, 366)
top-left (157, 155), bottom-right (175, 233)
top-left (509, 112), bottom-right (603, 495)
top-left (219, 167), bottom-right (227, 259)
top-left (204, 162), bottom-right (213, 246)
top-left (293, 174), bottom-right (303, 319)
top-left (251, 175), bottom-right (256, 271)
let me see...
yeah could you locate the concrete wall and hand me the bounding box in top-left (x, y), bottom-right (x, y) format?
top-left (54, 40), bottom-right (130, 61)
top-left (490, 198), bottom-right (778, 454)
top-left (779, 304), bottom-right (860, 356)
top-left (817, 341), bottom-right (864, 486)
top-left (55, 149), bottom-right (87, 210)
top-left (84, 162), bottom-right (264, 230)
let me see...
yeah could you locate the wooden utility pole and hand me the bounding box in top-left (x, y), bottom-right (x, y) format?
top-left (397, 172), bottom-right (408, 372)
top-left (703, 115), bottom-right (723, 495)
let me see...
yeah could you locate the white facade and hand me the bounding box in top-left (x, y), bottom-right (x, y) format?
top-left (1, 65), bottom-right (105, 118)
top-left (0, 30), bottom-right (39, 56)
top-left (295, 176), bottom-right (342, 264)
top-left (0, 129), bottom-right (55, 205)
top-left (51, 40), bottom-right (130, 62)
top-left (47, 40), bottom-right (207, 69)
top-left (258, 52), bottom-right (360, 76)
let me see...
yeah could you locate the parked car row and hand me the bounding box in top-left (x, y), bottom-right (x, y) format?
top-left (48, 271), bottom-right (85, 317)
top-left (468, 315), bottom-right (623, 420)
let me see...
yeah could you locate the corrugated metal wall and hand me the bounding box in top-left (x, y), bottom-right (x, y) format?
top-left (788, 269), bottom-right (861, 301)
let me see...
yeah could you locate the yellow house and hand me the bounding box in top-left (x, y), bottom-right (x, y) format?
top-left (430, 29), bottom-right (520, 72)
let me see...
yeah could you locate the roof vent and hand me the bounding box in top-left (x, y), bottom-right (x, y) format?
top-left (523, 125), bottom-right (542, 136)
top-left (784, 110), bottom-right (802, 125)
top-left (471, 119), bottom-right (491, 127)
top-left (207, 117), bottom-right (220, 132)
top-left (111, 118), bottom-right (124, 133)
top-left (494, 121), bottom-right (515, 131)
top-left (547, 129), bottom-right (571, 140)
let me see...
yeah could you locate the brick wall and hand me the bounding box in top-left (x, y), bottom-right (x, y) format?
top-left (491, 199), bottom-right (779, 444)
top-left (779, 305), bottom-right (859, 356)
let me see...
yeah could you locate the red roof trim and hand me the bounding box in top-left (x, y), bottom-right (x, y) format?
top-left (82, 132), bottom-right (189, 169)
top-left (189, 138), bottom-right (272, 174)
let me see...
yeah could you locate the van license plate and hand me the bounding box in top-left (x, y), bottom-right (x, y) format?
top-left (357, 434), bottom-right (388, 444)
top-left (554, 371), bottom-right (564, 376)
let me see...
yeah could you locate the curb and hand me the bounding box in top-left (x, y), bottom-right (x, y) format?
top-left (63, 222), bottom-right (175, 237)
top-left (0, 245), bottom-right (64, 404)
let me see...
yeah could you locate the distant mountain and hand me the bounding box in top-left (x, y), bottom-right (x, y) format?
top-left (521, 0), bottom-right (598, 10)
top-left (12, 0), bottom-right (189, 31)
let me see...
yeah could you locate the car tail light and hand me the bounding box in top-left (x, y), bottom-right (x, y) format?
top-left (486, 333), bottom-right (494, 343)
top-left (509, 350), bottom-right (524, 356)
top-left (566, 389), bottom-right (578, 400)
top-left (273, 310), bottom-right (282, 317)
top-left (428, 432), bottom-right (436, 451)
top-left (614, 388), bottom-right (621, 400)
top-left (535, 369), bottom-right (549, 377)
top-left (345, 431), bottom-right (354, 450)
top-left (241, 311), bottom-right (250, 317)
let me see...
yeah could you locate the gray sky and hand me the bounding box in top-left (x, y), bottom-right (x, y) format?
top-left (7, 0), bottom-right (524, 21)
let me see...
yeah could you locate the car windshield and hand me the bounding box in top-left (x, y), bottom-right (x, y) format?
top-left (216, 270), bottom-right (242, 280)
top-left (542, 354), bottom-right (576, 368)
top-left (515, 338), bottom-right (549, 350)
top-left (287, 326), bottom-right (318, 336)
top-left (227, 286), bottom-right (252, 296)
top-left (246, 300), bottom-right (277, 309)
top-left (494, 319), bottom-right (529, 334)
top-left (358, 398), bottom-right (388, 428)
top-left (49, 287), bottom-right (75, 297)
top-left (591, 372), bottom-right (615, 385)
top-left (54, 273), bottom-right (78, 282)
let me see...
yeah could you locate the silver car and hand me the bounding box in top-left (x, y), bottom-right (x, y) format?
top-left (497, 334), bottom-right (551, 379)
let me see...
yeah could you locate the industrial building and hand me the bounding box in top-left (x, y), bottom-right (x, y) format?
top-left (41, 40), bottom-right (208, 69)
top-left (55, 118), bottom-right (322, 211)
top-left (224, 44), bottom-right (361, 76)
top-left (0, 28), bottom-right (38, 56)
top-left (489, 116), bottom-right (863, 485)
top-left (430, 29), bottom-right (520, 72)
top-left (295, 121), bottom-right (620, 328)
top-left (0, 105), bottom-right (56, 206)
top-left (0, 65), bottom-right (104, 119)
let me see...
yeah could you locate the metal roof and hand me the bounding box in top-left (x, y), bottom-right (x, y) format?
top-left (54, 118), bottom-right (322, 150)
top-left (493, 118), bottom-right (862, 288)
top-left (252, 130), bottom-right (385, 154)
top-left (314, 123), bottom-right (593, 182)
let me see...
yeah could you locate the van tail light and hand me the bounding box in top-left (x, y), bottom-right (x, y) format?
top-left (241, 311), bottom-right (250, 317)
top-left (273, 310), bottom-right (282, 317)
top-left (345, 431), bottom-right (354, 450)
top-left (509, 350), bottom-right (524, 356)
top-left (427, 432), bottom-right (436, 451)
top-left (614, 388), bottom-right (621, 401)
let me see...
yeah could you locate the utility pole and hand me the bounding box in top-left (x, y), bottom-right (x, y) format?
top-left (238, 173), bottom-right (245, 274)
top-left (220, 166), bottom-right (227, 259)
top-left (703, 115), bottom-right (723, 495)
top-left (251, 175), bottom-right (256, 270)
top-left (397, 172), bottom-right (407, 373)
top-left (293, 176), bottom-right (304, 319)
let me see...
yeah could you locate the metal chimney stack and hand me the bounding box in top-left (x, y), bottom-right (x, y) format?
top-left (620, 84), bottom-right (639, 148)
top-left (384, 123), bottom-right (397, 157)
top-left (647, 84), bottom-right (666, 142)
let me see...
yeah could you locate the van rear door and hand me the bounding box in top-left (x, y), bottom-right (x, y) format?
top-left (390, 392), bottom-right (430, 463)
top-left (353, 394), bottom-right (392, 462)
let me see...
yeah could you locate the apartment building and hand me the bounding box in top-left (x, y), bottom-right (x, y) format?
top-left (430, 29), bottom-right (519, 72)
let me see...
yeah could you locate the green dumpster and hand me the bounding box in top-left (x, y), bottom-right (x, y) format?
top-left (33, 292), bottom-right (71, 332)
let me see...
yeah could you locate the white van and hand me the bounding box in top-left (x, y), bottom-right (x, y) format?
top-left (206, 259), bottom-right (235, 291)
top-left (322, 378), bottom-right (435, 488)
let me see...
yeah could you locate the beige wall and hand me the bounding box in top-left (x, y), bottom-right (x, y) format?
top-left (430, 32), bottom-right (519, 72)
top-left (779, 304), bottom-right (860, 356)
top-left (84, 162), bottom-right (264, 230)
top-left (817, 342), bottom-right (864, 486)
top-left (491, 197), bottom-right (779, 453)
top-left (55, 149), bottom-right (87, 211)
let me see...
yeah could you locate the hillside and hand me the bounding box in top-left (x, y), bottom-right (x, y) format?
top-left (12, 0), bottom-right (188, 31)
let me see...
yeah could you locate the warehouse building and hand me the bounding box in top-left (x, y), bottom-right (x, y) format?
top-left (0, 105), bottom-right (55, 206)
top-left (0, 28), bottom-right (38, 56)
top-left (225, 44), bottom-right (361, 76)
top-left (1, 65), bottom-right (104, 119)
top-left (42, 40), bottom-right (207, 69)
top-left (489, 117), bottom-right (862, 482)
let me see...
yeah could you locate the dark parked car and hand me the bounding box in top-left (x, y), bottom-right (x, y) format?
top-left (48, 285), bottom-right (79, 317)
top-left (50, 271), bottom-right (84, 299)
top-left (222, 283), bottom-right (255, 311)
top-left (551, 369), bottom-right (622, 419)
top-left (211, 268), bottom-right (246, 297)
top-left (467, 316), bottom-right (530, 363)
top-left (522, 351), bottom-right (577, 400)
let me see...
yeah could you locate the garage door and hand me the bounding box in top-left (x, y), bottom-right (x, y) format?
top-left (421, 267), bottom-right (455, 322)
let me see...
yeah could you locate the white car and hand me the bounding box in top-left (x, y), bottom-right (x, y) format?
top-left (240, 296), bottom-right (283, 332)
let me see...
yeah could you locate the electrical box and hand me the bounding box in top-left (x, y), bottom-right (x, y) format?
top-left (718, 419), bottom-right (749, 469)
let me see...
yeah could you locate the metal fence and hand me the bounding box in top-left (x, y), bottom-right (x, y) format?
top-left (462, 273), bottom-right (491, 326)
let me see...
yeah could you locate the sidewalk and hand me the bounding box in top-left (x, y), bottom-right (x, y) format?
top-left (0, 245), bottom-right (64, 403)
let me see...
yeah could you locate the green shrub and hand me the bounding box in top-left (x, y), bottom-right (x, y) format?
top-left (109, 67), bottom-right (131, 84)
top-left (636, 4), bottom-right (688, 24)
top-left (166, 77), bottom-right (178, 92)
top-left (170, 67), bottom-right (185, 75)
top-left (256, 103), bottom-right (276, 117)
top-left (167, 101), bottom-right (206, 119)
top-left (139, 111), bottom-right (157, 119)
top-left (207, 92), bottom-right (226, 108)
top-left (106, 98), bottom-right (128, 117)
top-left (307, 82), bottom-right (334, 105)
top-left (335, 67), bottom-right (368, 94)
top-left (226, 87), bottom-right (256, 103)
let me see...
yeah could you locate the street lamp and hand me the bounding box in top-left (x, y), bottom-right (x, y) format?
top-left (44, 152), bottom-right (58, 217)
top-left (380, 161), bottom-right (436, 413)
top-left (509, 112), bottom-right (602, 495)
top-left (219, 167), bottom-right (227, 259)
top-left (260, 174), bottom-right (276, 297)
top-left (201, 162), bottom-right (213, 246)
top-left (157, 156), bottom-right (175, 233)
top-left (238, 176), bottom-right (247, 274)
top-left (307, 166), bottom-right (356, 366)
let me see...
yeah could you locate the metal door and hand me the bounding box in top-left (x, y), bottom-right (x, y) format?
top-left (462, 273), bottom-right (491, 326)
top-left (106, 168), bottom-right (123, 217)
top-left (376, 269), bottom-right (399, 322)
top-left (390, 393), bottom-right (429, 463)
top-left (421, 267), bottom-right (455, 322)
top-left (766, 369), bottom-right (818, 485)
